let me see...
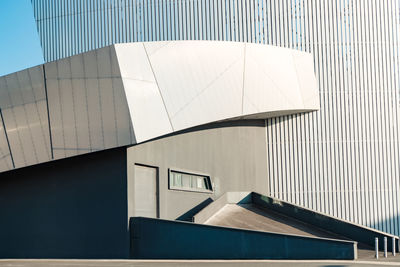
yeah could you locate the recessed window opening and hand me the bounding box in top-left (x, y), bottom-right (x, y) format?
top-left (169, 170), bottom-right (213, 193)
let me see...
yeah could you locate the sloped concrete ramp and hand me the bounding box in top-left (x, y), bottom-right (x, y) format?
top-left (193, 192), bottom-right (399, 261)
top-left (202, 203), bottom-right (375, 260)
top-left (204, 203), bottom-right (346, 240)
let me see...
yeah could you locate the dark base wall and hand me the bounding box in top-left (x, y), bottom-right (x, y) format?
top-left (0, 147), bottom-right (129, 259)
top-left (130, 217), bottom-right (357, 260)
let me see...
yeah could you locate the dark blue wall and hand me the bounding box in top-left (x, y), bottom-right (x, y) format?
top-left (130, 217), bottom-right (357, 260)
top-left (0, 147), bottom-right (129, 259)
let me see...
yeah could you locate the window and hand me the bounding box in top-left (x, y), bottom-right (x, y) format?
top-left (169, 169), bottom-right (213, 193)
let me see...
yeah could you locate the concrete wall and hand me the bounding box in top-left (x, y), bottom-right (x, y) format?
top-left (130, 217), bottom-right (357, 260)
top-left (127, 120), bottom-right (269, 221)
top-left (0, 147), bottom-right (129, 259)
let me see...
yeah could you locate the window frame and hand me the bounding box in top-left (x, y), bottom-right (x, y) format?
top-left (168, 168), bottom-right (213, 194)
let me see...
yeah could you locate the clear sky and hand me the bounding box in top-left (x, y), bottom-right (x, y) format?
top-left (0, 0), bottom-right (44, 76)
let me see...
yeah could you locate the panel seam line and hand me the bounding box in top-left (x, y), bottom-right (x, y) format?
top-left (142, 43), bottom-right (175, 131)
top-left (0, 108), bottom-right (15, 168)
top-left (43, 65), bottom-right (54, 159)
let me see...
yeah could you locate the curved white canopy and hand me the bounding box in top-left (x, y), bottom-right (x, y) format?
top-left (0, 41), bottom-right (319, 172)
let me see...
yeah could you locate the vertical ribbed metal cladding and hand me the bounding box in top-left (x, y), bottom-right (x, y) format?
top-left (265, 0), bottom-right (400, 236)
top-left (31, 0), bottom-right (274, 61)
top-left (30, 0), bottom-right (400, 235)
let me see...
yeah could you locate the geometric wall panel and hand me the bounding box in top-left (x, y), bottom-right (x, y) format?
top-left (0, 66), bottom-right (51, 169)
top-left (117, 41), bottom-right (319, 142)
top-left (0, 41), bottom-right (319, 171)
top-left (45, 46), bottom-right (135, 159)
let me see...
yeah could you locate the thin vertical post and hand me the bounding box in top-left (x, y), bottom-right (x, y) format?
top-left (384, 237), bottom-right (387, 258)
top-left (392, 237), bottom-right (396, 256)
top-left (375, 237), bottom-right (379, 259)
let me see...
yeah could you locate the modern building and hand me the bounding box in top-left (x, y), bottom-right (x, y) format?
top-left (0, 40), bottom-right (326, 258)
top-left (0, 0), bottom-right (398, 260)
top-left (29, 0), bottom-right (400, 236)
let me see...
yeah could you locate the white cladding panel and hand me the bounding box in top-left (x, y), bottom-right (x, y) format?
top-left (0, 41), bottom-right (318, 172)
top-left (45, 46), bottom-right (134, 159)
top-left (115, 43), bottom-right (173, 142)
top-left (0, 66), bottom-right (51, 168)
top-left (291, 51), bottom-right (319, 110)
top-left (0, 113), bottom-right (13, 172)
top-left (145, 41), bottom-right (245, 132)
top-left (113, 41), bottom-right (318, 143)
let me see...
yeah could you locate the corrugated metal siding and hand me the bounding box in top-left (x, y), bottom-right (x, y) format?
top-left (32, 0), bottom-right (270, 62)
top-left (30, 0), bottom-right (400, 235)
top-left (265, 0), bottom-right (400, 236)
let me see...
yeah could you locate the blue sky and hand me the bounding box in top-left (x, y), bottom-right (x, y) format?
top-left (0, 0), bottom-right (44, 76)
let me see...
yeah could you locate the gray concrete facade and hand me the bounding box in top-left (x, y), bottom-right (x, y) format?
top-left (127, 120), bottom-right (269, 221)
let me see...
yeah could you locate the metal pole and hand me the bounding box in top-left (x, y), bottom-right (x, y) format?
top-left (375, 237), bottom-right (379, 259)
top-left (393, 237), bottom-right (396, 256)
top-left (384, 237), bottom-right (387, 258)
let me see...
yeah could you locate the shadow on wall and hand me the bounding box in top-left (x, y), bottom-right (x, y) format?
top-left (0, 147), bottom-right (129, 259)
top-left (176, 198), bottom-right (213, 221)
top-left (140, 119), bottom-right (266, 145)
top-left (368, 214), bottom-right (400, 237)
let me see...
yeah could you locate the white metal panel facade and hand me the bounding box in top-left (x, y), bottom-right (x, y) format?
top-left (30, 0), bottom-right (400, 235)
top-left (0, 113), bottom-right (13, 172)
top-left (115, 42), bottom-right (173, 142)
top-left (0, 67), bottom-right (51, 169)
top-left (45, 45), bottom-right (135, 159)
top-left (0, 41), bottom-right (318, 171)
top-left (115, 41), bottom-right (318, 143)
